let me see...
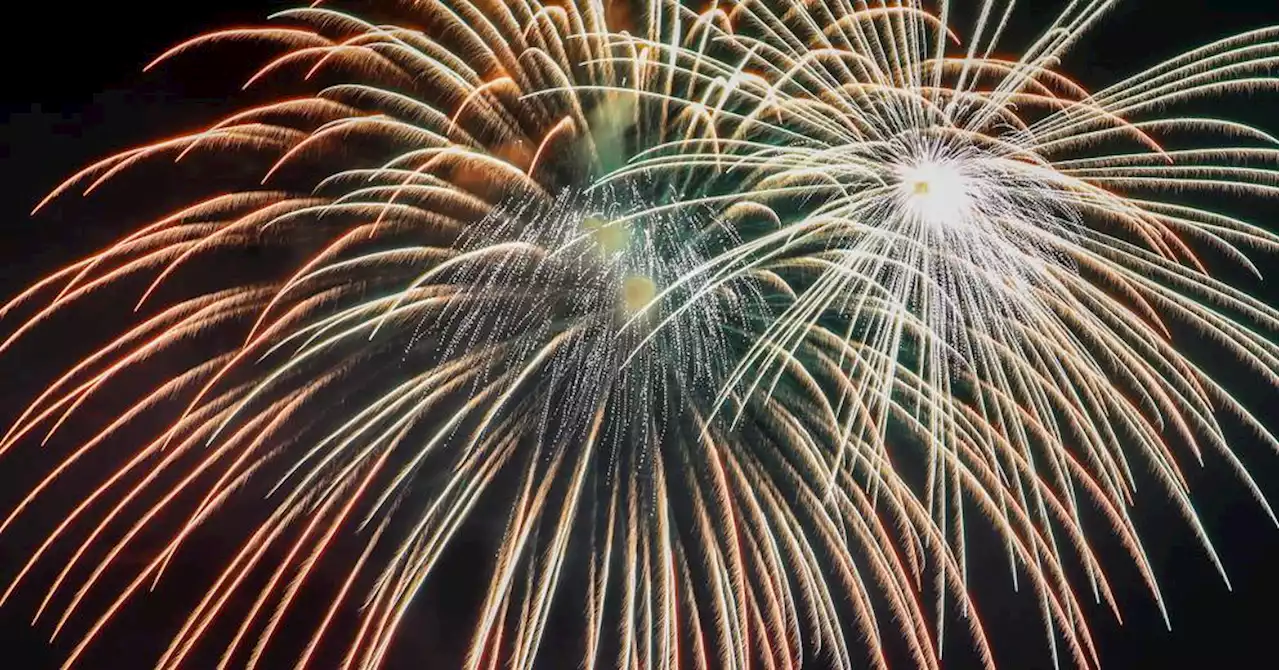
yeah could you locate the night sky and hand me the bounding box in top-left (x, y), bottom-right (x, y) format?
top-left (0, 1), bottom-right (1275, 668)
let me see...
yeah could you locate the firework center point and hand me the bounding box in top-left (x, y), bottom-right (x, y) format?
top-left (621, 275), bottom-right (657, 313)
top-left (583, 215), bottom-right (630, 254)
top-left (900, 160), bottom-right (970, 225)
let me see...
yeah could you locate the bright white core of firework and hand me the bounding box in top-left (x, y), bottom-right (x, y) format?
top-left (899, 160), bottom-right (971, 226)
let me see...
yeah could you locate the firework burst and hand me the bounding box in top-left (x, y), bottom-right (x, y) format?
top-left (1, 1), bottom-right (1276, 669)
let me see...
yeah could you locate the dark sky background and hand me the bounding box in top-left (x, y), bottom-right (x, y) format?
top-left (0, 1), bottom-right (1275, 668)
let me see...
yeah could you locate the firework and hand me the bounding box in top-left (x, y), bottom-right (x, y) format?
top-left (1, 1), bottom-right (1276, 669)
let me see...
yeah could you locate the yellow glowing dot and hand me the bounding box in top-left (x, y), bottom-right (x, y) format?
top-left (584, 216), bottom-right (629, 253)
top-left (912, 180), bottom-right (930, 195)
top-left (622, 275), bottom-right (656, 312)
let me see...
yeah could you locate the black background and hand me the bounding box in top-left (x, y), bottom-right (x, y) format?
top-left (0, 1), bottom-right (1275, 668)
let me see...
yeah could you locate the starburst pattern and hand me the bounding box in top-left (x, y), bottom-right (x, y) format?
top-left (1, 1), bottom-right (1276, 669)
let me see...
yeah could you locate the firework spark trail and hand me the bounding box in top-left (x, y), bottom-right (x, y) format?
top-left (0, 1), bottom-right (1276, 669)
